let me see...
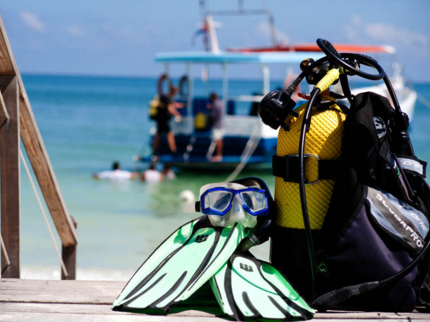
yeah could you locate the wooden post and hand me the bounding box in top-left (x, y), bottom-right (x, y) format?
top-left (61, 216), bottom-right (78, 280)
top-left (0, 14), bottom-right (78, 248)
top-left (0, 76), bottom-right (19, 278)
top-left (0, 12), bottom-right (77, 277)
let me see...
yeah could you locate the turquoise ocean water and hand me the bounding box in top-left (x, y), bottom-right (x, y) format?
top-left (18, 74), bottom-right (430, 280)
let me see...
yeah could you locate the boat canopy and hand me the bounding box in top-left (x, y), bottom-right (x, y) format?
top-left (155, 51), bottom-right (325, 64)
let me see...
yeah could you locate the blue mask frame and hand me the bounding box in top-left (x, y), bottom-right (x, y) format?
top-left (200, 187), bottom-right (269, 216)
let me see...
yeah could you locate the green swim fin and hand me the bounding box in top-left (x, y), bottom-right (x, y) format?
top-left (112, 216), bottom-right (250, 312)
top-left (210, 252), bottom-right (315, 321)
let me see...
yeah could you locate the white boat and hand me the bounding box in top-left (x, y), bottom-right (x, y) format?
top-left (145, 51), bottom-right (322, 170)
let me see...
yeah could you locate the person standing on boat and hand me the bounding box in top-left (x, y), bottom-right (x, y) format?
top-left (152, 86), bottom-right (184, 156)
top-left (207, 92), bottom-right (224, 162)
top-left (93, 162), bottom-right (138, 181)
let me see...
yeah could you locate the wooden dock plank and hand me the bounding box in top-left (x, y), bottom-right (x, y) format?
top-left (0, 279), bottom-right (429, 321)
top-left (0, 279), bottom-right (123, 304)
top-left (0, 303), bottom-right (219, 317)
top-left (0, 312), bottom-right (221, 322)
top-left (0, 279), bottom-right (218, 307)
top-left (1, 302), bottom-right (429, 319)
top-left (1, 303), bottom-right (429, 321)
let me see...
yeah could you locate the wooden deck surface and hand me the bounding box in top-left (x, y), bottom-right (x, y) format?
top-left (0, 279), bottom-right (429, 321)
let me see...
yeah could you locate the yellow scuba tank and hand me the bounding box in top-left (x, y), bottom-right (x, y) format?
top-left (149, 95), bottom-right (160, 120)
top-left (274, 94), bottom-right (346, 230)
top-left (194, 112), bottom-right (208, 131)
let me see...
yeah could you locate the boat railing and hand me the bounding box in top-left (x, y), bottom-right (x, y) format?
top-left (227, 95), bottom-right (264, 102)
top-left (171, 115), bottom-right (263, 137)
top-left (205, 138), bottom-right (217, 160)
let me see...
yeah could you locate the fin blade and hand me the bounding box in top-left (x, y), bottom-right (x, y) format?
top-left (178, 222), bottom-right (249, 302)
top-left (113, 218), bottom-right (249, 312)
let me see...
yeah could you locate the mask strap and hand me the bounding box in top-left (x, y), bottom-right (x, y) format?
top-left (183, 201), bottom-right (201, 213)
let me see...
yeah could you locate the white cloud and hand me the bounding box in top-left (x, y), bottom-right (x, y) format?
top-left (20, 12), bottom-right (46, 33)
top-left (68, 26), bottom-right (85, 37)
top-left (344, 14), bottom-right (362, 40)
top-left (364, 23), bottom-right (428, 47)
top-left (344, 15), bottom-right (428, 48)
top-left (351, 14), bottom-right (362, 26)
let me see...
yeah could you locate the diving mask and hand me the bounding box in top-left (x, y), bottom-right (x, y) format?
top-left (183, 182), bottom-right (269, 228)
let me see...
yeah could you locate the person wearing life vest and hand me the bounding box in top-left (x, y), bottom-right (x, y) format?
top-left (152, 85), bottom-right (184, 155)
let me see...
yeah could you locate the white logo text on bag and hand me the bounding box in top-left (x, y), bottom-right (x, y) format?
top-left (375, 193), bottom-right (424, 249)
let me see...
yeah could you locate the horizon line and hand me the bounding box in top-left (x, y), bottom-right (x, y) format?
top-left (20, 71), bottom-right (430, 84)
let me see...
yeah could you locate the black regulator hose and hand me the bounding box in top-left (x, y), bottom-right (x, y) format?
top-left (298, 86), bottom-right (321, 300)
top-left (382, 74), bottom-right (415, 156)
top-left (286, 56), bottom-right (332, 97)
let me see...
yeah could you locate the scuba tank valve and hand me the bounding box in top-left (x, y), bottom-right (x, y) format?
top-left (258, 89), bottom-right (298, 131)
top-left (258, 55), bottom-right (339, 131)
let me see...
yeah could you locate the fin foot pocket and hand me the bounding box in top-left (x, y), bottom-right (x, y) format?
top-left (210, 252), bottom-right (315, 320)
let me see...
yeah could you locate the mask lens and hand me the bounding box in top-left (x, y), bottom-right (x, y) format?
top-left (241, 191), bottom-right (267, 214)
top-left (206, 191), bottom-right (233, 213)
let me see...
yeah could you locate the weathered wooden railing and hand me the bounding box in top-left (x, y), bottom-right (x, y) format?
top-left (0, 13), bottom-right (78, 279)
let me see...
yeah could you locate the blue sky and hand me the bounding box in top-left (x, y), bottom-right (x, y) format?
top-left (1, 0), bottom-right (430, 81)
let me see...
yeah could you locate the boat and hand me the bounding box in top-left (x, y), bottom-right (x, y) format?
top-left (145, 50), bottom-right (324, 171)
top-left (137, 2), bottom-right (417, 171)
